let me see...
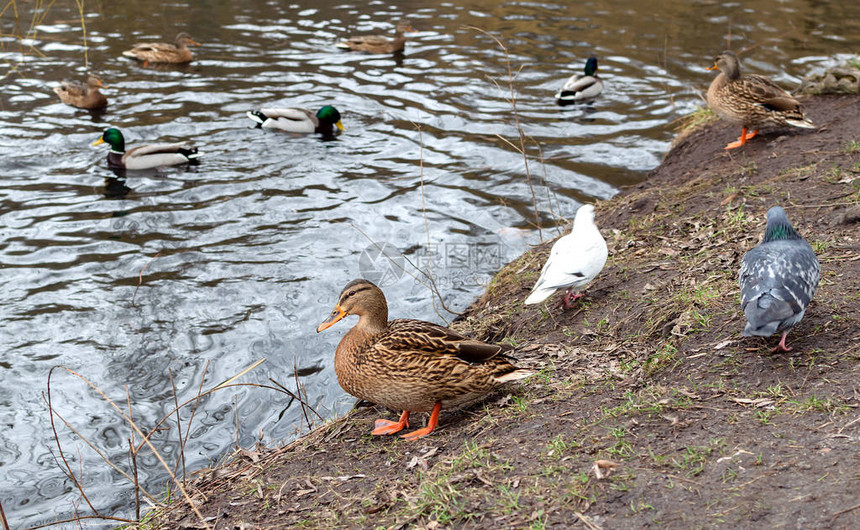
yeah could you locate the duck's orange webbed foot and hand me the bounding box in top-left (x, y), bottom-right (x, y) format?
top-left (725, 128), bottom-right (759, 150)
top-left (401, 402), bottom-right (441, 441)
top-left (372, 410), bottom-right (410, 435)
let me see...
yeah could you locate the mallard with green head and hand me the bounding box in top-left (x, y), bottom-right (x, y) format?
top-left (335, 20), bottom-right (414, 54)
top-left (555, 57), bottom-right (603, 105)
top-left (122, 33), bottom-right (199, 64)
top-left (54, 75), bottom-right (108, 109)
top-left (707, 50), bottom-right (814, 149)
top-left (317, 279), bottom-right (533, 440)
top-left (93, 128), bottom-right (201, 170)
top-left (246, 106), bottom-right (344, 135)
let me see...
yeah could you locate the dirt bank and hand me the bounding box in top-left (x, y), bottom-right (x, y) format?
top-left (146, 94), bottom-right (860, 529)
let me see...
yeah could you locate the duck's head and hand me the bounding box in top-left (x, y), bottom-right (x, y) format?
top-left (584, 57), bottom-right (599, 76)
top-left (86, 75), bottom-right (106, 89)
top-left (317, 279), bottom-right (388, 332)
top-left (175, 32), bottom-right (199, 47)
top-left (92, 128), bottom-right (125, 152)
top-left (395, 20), bottom-right (416, 34)
top-left (707, 50), bottom-right (740, 79)
top-left (317, 105), bottom-right (345, 131)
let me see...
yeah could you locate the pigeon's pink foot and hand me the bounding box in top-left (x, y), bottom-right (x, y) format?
top-left (772, 331), bottom-right (793, 353)
top-left (559, 290), bottom-right (584, 310)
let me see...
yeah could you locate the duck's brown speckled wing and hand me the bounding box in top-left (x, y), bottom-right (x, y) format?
top-left (377, 319), bottom-right (509, 363)
top-left (344, 35), bottom-right (390, 47)
top-left (742, 75), bottom-right (802, 108)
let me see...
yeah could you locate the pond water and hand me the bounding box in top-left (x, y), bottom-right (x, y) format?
top-left (1, 0), bottom-right (858, 526)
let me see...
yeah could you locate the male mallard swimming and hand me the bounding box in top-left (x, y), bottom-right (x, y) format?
top-left (92, 128), bottom-right (201, 170)
top-left (525, 205), bottom-right (608, 309)
top-left (246, 106), bottom-right (344, 135)
top-left (53, 75), bottom-right (108, 109)
top-left (317, 279), bottom-right (533, 440)
top-left (122, 33), bottom-right (198, 64)
top-left (707, 50), bottom-right (814, 149)
top-left (555, 57), bottom-right (603, 105)
top-left (335, 20), bottom-right (414, 54)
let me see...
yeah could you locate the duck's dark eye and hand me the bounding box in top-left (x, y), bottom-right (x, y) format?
top-left (348, 290), bottom-right (356, 297)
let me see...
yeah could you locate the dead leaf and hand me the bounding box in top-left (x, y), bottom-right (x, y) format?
top-left (714, 339), bottom-right (735, 350)
top-left (593, 459), bottom-right (618, 479)
top-left (320, 474), bottom-right (366, 481)
top-left (731, 397), bottom-right (774, 408)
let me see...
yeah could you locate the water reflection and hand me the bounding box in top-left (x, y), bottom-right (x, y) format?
top-left (2, 0), bottom-right (860, 526)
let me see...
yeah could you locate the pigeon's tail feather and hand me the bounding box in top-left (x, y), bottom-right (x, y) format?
top-left (742, 319), bottom-right (781, 337)
top-left (524, 288), bottom-right (554, 305)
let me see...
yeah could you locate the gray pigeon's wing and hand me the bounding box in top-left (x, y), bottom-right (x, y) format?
top-left (739, 241), bottom-right (819, 336)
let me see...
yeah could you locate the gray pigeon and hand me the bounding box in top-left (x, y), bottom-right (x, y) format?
top-left (739, 206), bottom-right (820, 351)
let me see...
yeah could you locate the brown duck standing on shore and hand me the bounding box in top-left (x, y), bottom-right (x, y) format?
top-left (53, 75), bottom-right (108, 109)
top-left (317, 279), bottom-right (533, 440)
top-left (335, 21), bottom-right (414, 54)
top-left (122, 32), bottom-right (199, 64)
top-left (707, 50), bottom-right (814, 149)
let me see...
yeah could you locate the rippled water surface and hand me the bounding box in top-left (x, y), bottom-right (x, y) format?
top-left (2, 0), bottom-right (859, 525)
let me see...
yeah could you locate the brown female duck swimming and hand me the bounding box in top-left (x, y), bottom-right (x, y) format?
top-left (53, 75), bottom-right (108, 109)
top-left (335, 21), bottom-right (414, 54)
top-left (122, 32), bottom-right (199, 64)
top-left (707, 50), bottom-right (814, 149)
top-left (317, 279), bottom-right (533, 440)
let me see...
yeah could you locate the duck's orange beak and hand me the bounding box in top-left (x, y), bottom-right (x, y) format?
top-left (706, 63), bottom-right (718, 71)
top-left (92, 137), bottom-right (105, 146)
top-left (335, 120), bottom-right (344, 132)
top-left (317, 305), bottom-right (346, 332)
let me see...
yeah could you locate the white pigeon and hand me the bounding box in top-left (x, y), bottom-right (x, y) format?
top-left (739, 206), bottom-right (820, 352)
top-left (525, 204), bottom-right (608, 309)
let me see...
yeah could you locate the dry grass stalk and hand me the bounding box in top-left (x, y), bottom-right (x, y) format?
top-left (46, 366), bottom-right (216, 529)
top-left (467, 26), bottom-right (543, 240)
top-left (0, 497), bottom-right (10, 530)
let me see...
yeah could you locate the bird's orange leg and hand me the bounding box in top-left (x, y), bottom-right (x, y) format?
top-left (372, 410), bottom-right (410, 435)
top-left (725, 128), bottom-right (759, 150)
top-left (773, 331), bottom-right (793, 353)
top-left (401, 402), bottom-right (441, 441)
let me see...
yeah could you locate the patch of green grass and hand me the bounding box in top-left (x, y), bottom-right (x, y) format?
top-left (510, 395), bottom-right (529, 413)
top-left (824, 166), bottom-right (845, 183)
top-left (404, 440), bottom-right (513, 524)
top-left (843, 140), bottom-right (860, 154)
top-left (607, 426), bottom-right (634, 457)
top-left (674, 106), bottom-right (718, 140)
top-left (810, 239), bottom-right (831, 254)
top-left (630, 498), bottom-right (656, 513)
top-left (788, 395), bottom-right (851, 415)
top-left (674, 439), bottom-right (724, 476)
top-left (496, 484), bottom-right (522, 515)
top-left (643, 343), bottom-right (679, 376)
top-left (754, 409), bottom-right (777, 425)
top-left (739, 160), bottom-right (758, 175)
top-left (545, 434), bottom-right (575, 459)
